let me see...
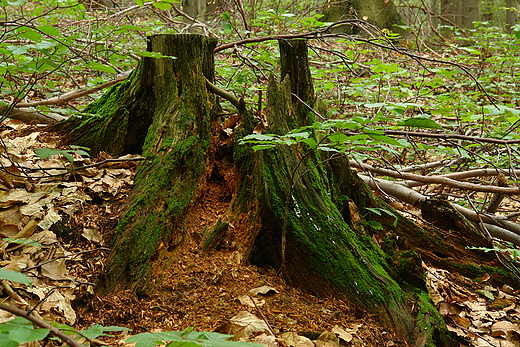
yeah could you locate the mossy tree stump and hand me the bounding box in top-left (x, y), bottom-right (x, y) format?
top-left (81, 34), bottom-right (218, 293)
top-left (54, 34), bottom-right (516, 347)
top-left (228, 39), bottom-right (447, 346)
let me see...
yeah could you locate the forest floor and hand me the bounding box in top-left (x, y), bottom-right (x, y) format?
top-left (0, 119), bottom-right (519, 347)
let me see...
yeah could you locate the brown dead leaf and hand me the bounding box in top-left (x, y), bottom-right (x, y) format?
top-left (253, 333), bottom-right (278, 347)
top-left (315, 331), bottom-right (339, 347)
top-left (280, 332), bottom-right (313, 347)
top-left (491, 321), bottom-right (519, 337)
top-left (13, 219), bottom-right (39, 239)
top-left (249, 285), bottom-right (279, 296)
top-left (237, 295), bottom-right (265, 307)
top-left (229, 311), bottom-right (270, 339)
top-left (331, 325), bottom-right (353, 342)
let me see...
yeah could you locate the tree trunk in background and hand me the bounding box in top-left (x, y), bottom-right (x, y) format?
top-left (441, 0), bottom-right (481, 35)
top-left (183, 0), bottom-right (207, 20)
top-left (321, 0), bottom-right (409, 37)
top-left (506, 0), bottom-right (518, 33)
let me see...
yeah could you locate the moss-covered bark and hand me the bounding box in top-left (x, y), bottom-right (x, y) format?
top-left (226, 39), bottom-right (447, 346)
top-left (54, 35), bottom-right (217, 157)
top-left (94, 34), bottom-right (217, 294)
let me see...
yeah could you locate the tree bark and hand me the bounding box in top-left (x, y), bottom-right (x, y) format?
top-left (440, 0), bottom-right (481, 39)
top-left (228, 39), bottom-right (450, 346)
top-left (87, 34), bottom-right (217, 293)
top-left (506, 0), bottom-right (517, 33)
top-left (321, 0), bottom-right (409, 37)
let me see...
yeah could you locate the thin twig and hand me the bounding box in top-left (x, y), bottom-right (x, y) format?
top-left (0, 302), bottom-right (84, 347)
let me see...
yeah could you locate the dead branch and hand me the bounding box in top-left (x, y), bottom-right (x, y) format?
top-left (0, 103), bottom-right (66, 124)
top-left (14, 71), bottom-right (132, 108)
top-left (0, 71), bottom-right (131, 124)
top-left (350, 161), bottom-right (520, 194)
top-left (359, 175), bottom-right (520, 246)
top-left (0, 302), bottom-right (84, 347)
top-left (384, 129), bottom-right (520, 145)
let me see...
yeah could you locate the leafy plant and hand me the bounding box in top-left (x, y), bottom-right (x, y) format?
top-left (467, 246), bottom-right (520, 262)
top-left (126, 328), bottom-right (263, 347)
top-left (0, 317), bottom-right (49, 347)
top-left (34, 145), bottom-right (90, 164)
top-left (0, 268), bottom-right (32, 286)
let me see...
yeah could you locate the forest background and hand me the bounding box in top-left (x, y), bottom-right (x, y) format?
top-left (1, 0), bottom-right (520, 346)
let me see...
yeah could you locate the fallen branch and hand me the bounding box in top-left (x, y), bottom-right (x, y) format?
top-left (14, 71), bottom-right (131, 108)
top-left (384, 129), bottom-right (520, 145)
top-left (0, 103), bottom-right (66, 124)
top-left (350, 161), bottom-right (520, 194)
top-left (0, 302), bottom-right (84, 347)
top-left (0, 72), bottom-right (131, 124)
top-left (359, 175), bottom-right (520, 246)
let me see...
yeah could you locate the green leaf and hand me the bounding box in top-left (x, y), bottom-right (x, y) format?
top-left (0, 268), bottom-right (32, 285)
top-left (18, 27), bottom-right (42, 41)
top-left (135, 51), bottom-right (177, 59)
top-left (3, 238), bottom-right (41, 247)
top-left (0, 333), bottom-right (18, 347)
top-left (81, 324), bottom-right (130, 340)
top-left (459, 46), bottom-right (481, 55)
top-left (369, 135), bottom-right (402, 146)
top-left (284, 132), bottom-right (309, 139)
top-left (363, 220), bottom-right (383, 230)
top-left (127, 330), bottom-right (263, 347)
top-left (153, 1), bottom-right (172, 10)
top-left (126, 332), bottom-right (164, 347)
top-left (301, 137), bottom-right (317, 149)
top-left (72, 149), bottom-right (90, 156)
top-left (61, 152), bottom-right (74, 163)
top-left (34, 148), bottom-right (64, 160)
top-left (317, 145), bottom-right (339, 153)
top-left (326, 132), bottom-right (349, 142)
top-left (167, 342), bottom-right (200, 347)
top-left (372, 63), bottom-right (402, 73)
top-left (0, 317), bottom-right (31, 327)
top-left (364, 102), bottom-right (386, 108)
top-left (89, 62), bottom-right (116, 74)
top-left (9, 326), bottom-right (49, 343)
top-left (241, 134), bottom-right (277, 142)
top-left (365, 207), bottom-right (398, 227)
top-left (36, 25), bottom-right (60, 36)
top-left (222, 21), bottom-right (233, 32)
top-left (475, 289), bottom-right (494, 301)
top-left (398, 116), bottom-right (442, 129)
top-left (252, 144), bottom-right (276, 151)
top-left (117, 24), bottom-right (142, 32)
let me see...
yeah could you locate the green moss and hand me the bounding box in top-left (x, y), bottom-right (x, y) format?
top-left (447, 261), bottom-right (516, 285)
top-left (85, 78), bottom-right (132, 116)
top-left (259, 147), bottom-right (403, 309)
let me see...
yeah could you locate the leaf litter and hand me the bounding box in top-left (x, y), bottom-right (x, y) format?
top-left (0, 119), bottom-right (518, 346)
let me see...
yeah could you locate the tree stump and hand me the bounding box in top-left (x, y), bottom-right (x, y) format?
top-left (54, 34), bottom-right (519, 346)
top-left (227, 39), bottom-right (448, 346)
top-left (90, 34), bottom-right (217, 293)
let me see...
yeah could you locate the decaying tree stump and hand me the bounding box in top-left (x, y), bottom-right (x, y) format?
top-left (54, 34), bottom-right (519, 347)
top-left (74, 34), bottom-right (218, 293)
top-left (227, 39), bottom-right (448, 346)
